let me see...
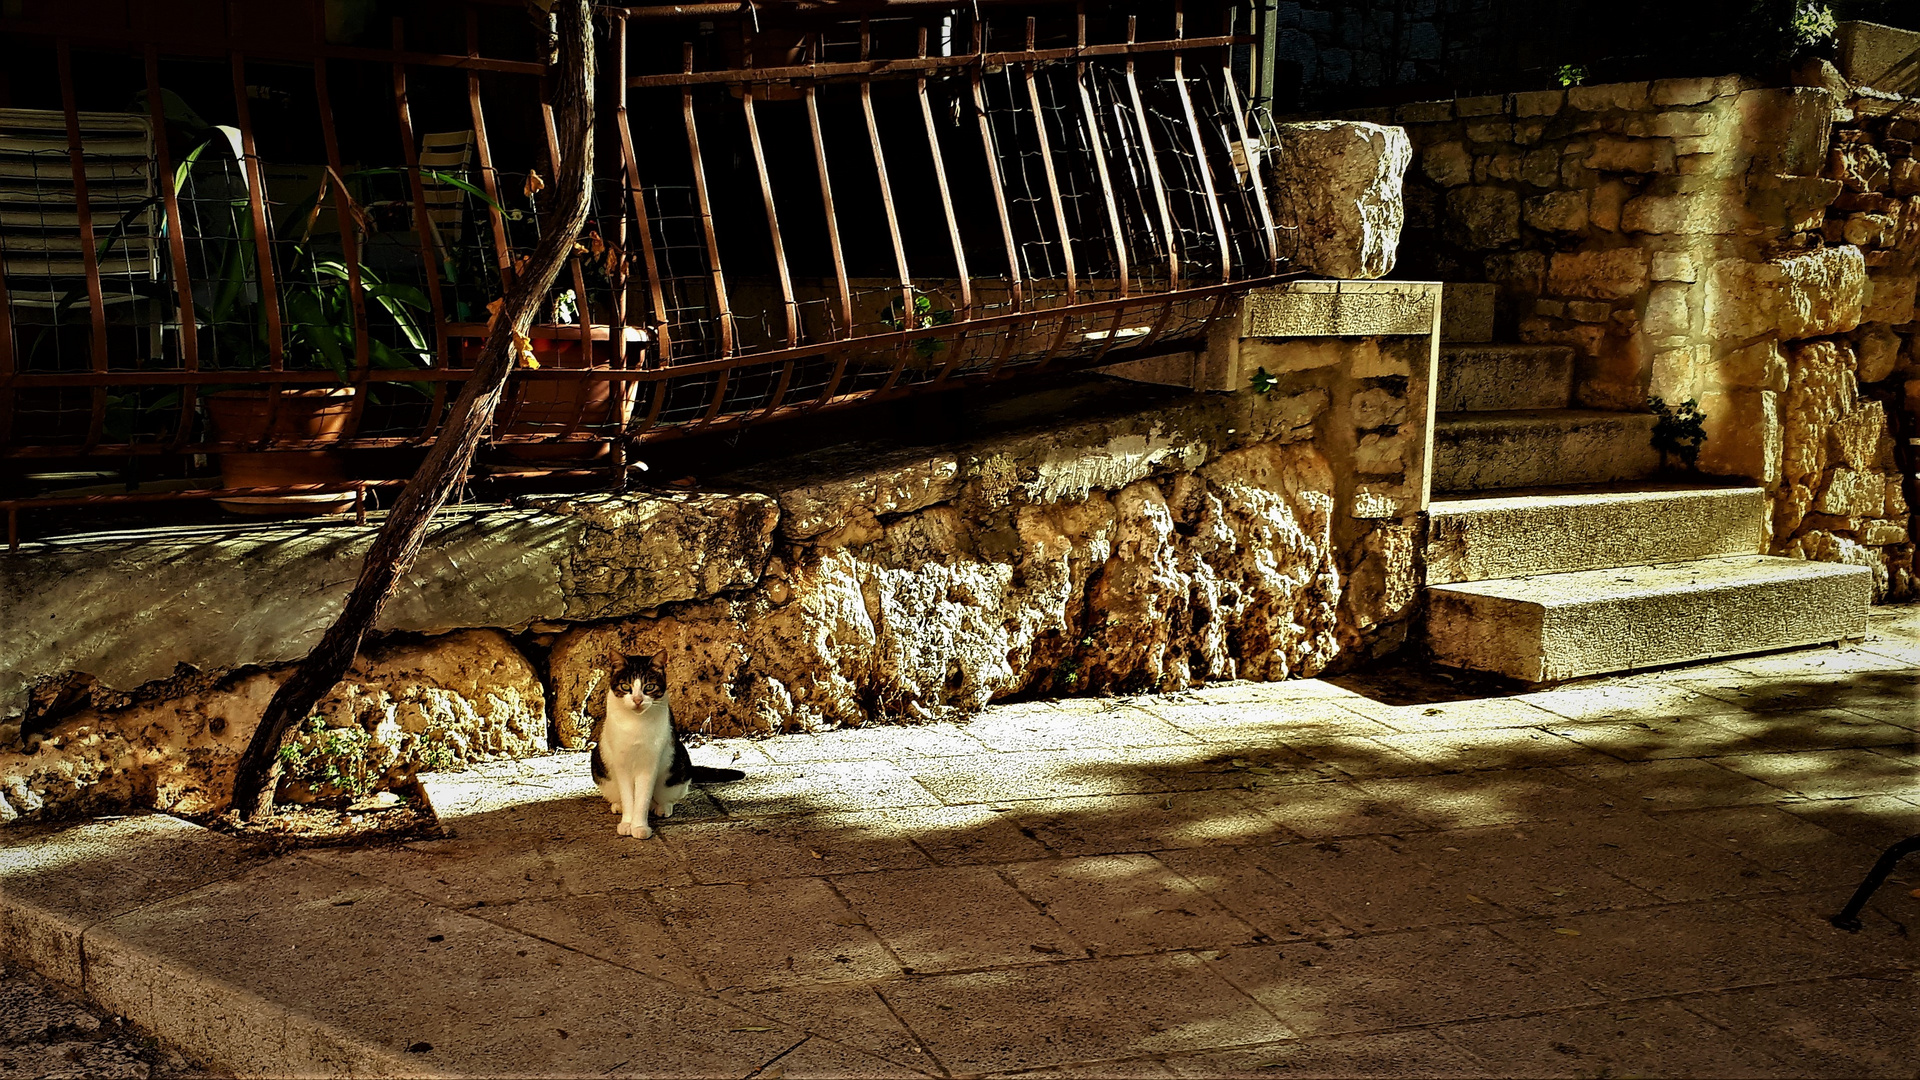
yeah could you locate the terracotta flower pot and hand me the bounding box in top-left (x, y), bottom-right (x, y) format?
top-left (461, 324), bottom-right (638, 464)
top-left (204, 387), bottom-right (357, 515)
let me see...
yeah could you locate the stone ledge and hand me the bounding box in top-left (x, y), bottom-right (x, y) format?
top-left (1243, 280), bottom-right (1441, 338)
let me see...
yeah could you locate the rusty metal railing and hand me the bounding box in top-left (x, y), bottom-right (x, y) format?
top-left (0, 0), bottom-right (1290, 544)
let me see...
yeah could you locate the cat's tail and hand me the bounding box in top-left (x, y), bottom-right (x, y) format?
top-left (688, 765), bottom-right (747, 784)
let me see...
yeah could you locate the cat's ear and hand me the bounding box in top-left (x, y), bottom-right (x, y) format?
top-left (650, 649), bottom-right (669, 667)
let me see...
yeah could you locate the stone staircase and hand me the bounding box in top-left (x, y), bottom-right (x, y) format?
top-left (1420, 289), bottom-right (1872, 684)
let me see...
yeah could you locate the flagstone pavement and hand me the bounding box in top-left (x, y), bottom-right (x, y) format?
top-left (1, 606), bottom-right (1915, 1078)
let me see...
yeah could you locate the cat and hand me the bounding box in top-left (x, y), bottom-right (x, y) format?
top-left (590, 650), bottom-right (744, 838)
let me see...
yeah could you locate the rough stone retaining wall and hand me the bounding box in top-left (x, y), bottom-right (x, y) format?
top-left (1370, 71), bottom-right (1917, 598)
top-left (0, 296), bottom-right (1437, 822)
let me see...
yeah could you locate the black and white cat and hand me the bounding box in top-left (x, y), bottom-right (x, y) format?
top-left (591, 651), bottom-right (743, 838)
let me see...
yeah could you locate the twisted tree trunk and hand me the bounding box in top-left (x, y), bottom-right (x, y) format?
top-left (229, 0), bottom-right (597, 820)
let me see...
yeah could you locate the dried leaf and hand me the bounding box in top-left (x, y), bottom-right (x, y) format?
top-left (1029, 943), bottom-right (1064, 955)
top-left (1465, 894), bottom-right (1487, 904)
top-left (512, 331), bottom-right (539, 370)
top-left (523, 171), bottom-right (546, 199)
top-left (1553, 927), bottom-right (1581, 936)
top-left (730, 1026), bottom-right (777, 1033)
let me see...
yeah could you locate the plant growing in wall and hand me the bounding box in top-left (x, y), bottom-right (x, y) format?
top-left (1650, 397), bottom-right (1709, 469)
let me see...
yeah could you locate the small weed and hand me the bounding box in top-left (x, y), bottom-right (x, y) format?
top-left (1555, 64), bottom-right (1587, 88)
top-left (1650, 396), bottom-right (1708, 468)
top-left (276, 715), bottom-right (377, 798)
top-left (1249, 366), bottom-right (1280, 395)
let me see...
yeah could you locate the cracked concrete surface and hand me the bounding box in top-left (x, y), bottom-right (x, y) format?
top-left (1, 604), bottom-right (1915, 1077)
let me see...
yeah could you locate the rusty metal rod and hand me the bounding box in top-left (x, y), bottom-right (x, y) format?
top-left (1023, 30), bottom-right (1077, 305)
top-left (681, 43), bottom-right (735, 365)
top-left (1219, 50), bottom-right (1277, 273)
top-left (146, 45), bottom-right (202, 452)
top-left (313, 60), bottom-right (376, 442)
top-left (1172, 5), bottom-right (1232, 281)
top-left (917, 26), bottom-right (971, 322)
top-left (0, 22), bottom-right (547, 75)
top-left (1075, 60), bottom-right (1129, 298)
top-left (1124, 17), bottom-right (1179, 290)
top-left (858, 19), bottom-right (916, 393)
top-left (626, 36), bottom-right (1254, 87)
top-left (57, 40), bottom-right (112, 452)
top-left (468, 9), bottom-right (516, 293)
top-left (972, 24), bottom-right (1024, 313)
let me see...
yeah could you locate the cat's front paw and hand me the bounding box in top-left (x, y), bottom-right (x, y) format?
top-left (616, 820), bottom-right (634, 836)
top-left (631, 823), bottom-right (653, 839)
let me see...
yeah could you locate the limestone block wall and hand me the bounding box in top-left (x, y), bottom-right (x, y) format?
top-left (1368, 74), bottom-right (1916, 598)
top-left (0, 294), bottom-right (1436, 823)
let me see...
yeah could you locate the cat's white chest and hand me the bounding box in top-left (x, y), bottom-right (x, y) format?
top-left (595, 694), bottom-right (688, 839)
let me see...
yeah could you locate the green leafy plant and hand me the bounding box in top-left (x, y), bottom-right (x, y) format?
top-left (1650, 396), bottom-right (1708, 468)
top-left (1249, 366), bottom-right (1280, 395)
top-left (1555, 64), bottom-right (1588, 87)
top-left (1788, 2), bottom-right (1837, 53)
top-left (275, 715), bottom-right (377, 798)
top-left (881, 292), bottom-right (954, 358)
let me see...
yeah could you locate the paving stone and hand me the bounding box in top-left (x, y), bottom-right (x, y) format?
top-left (1490, 901), bottom-right (1870, 998)
top-left (310, 825), bottom-right (697, 908)
top-left (0, 1039), bottom-right (155, 1079)
top-left (0, 974), bottom-right (104, 1042)
top-left (990, 1059), bottom-right (1179, 1078)
top-left (1366, 727), bottom-right (1608, 771)
top-left (1001, 854), bottom-right (1261, 956)
top-left (831, 865), bottom-right (1085, 973)
top-left (906, 751), bottom-right (1171, 804)
top-left (961, 703), bottom-right (1195, 752)
top-left (1278, 734), bottom-right (1439, 779)
top-left (1390, 825), bottom-right (1663, 917)
top-left (1653, 803), bottom-right (1881, 890)
top-left (1136, 698), bottom-right (1391, 741)
top-left (880, 953), bottom-right (1290, 1075)
top-left (1151, 846), bottom-right (1351, 942)
top-left (1712, 748), bottom-right (1919, 800)
top-left (1160, 1030), bottom-right (1488, 1078)
top-left (660, 811), bottom-right (933, 883)
top-left (0, 815), bottom-right (258, 985)
top-left (1121, 743), bottom-right (1349, 792)
top-left (1721, 646), bottom-right (1914, 678)
top-left (824, 804), bottom-right (1050, 867)
top-left (1234, 781), bottom-right (1432, 838)
top-left (1253, 836), bottom-right (1515, 933)
top-left (649, 878), bottom-right (900, 991)
top-left (1776, 793), bottom-right (1920, 852)
top-left (753, 1034), bottom-right (935, 1079)
top-left (1352, 768), bottom-right (1615, 828)
top-left (1542, 714), bottom-right (1775, 761)
top-left (751, 723), bottom-right (990, 763)
top-left (478, 894), bottom-right (708, 993)
top-left (717, 985), bottom-right (934, 1073)
top-left (84, 859), bottom-right (801, 1078)
top-left (1513, 680), bottom-right (1755, 723)
top-left (1005, 791), bottom-right (1299, 857)
top-left (1678, 973), bottom-right (1920, 1077)
top-left (1558, 758), bottom-right (1793, 809)
top-left (706, 760), bottom-right (944, 817)
top-left (1438, 998), bottom-right (1788, 1078)
top-left (1204, 927), bottom-right (1599, 1037)
top-left (1330, 695), bottom-right (1566, 733)
top-left (1677, 669), bottom-right (1917, 714)
top-left (1745, 888), bottom-right (1920, 969)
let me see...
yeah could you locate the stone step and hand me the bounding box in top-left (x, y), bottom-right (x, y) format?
top-left (1433, 409), bottom-right (1659, 492)
top-left (1440, 282), bottom-right (1496, 342)
top-left (1427, 485), bottom-right (1769, 585)
top-left (1436, 344), bottom-right (1576, 412)
top-left (1424, 555), bottom-right (1873, 684)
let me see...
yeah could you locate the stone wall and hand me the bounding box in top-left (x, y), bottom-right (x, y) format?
top-left (1373, 70), bottom-right (1917, 598)
top-left (0, 287), bottom-right (1438, 823)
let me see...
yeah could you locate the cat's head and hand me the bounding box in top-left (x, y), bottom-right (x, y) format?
top-left (607, 650), bottom-right (668, 711)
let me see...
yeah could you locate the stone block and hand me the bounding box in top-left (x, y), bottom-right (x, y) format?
top-left (1512, 90), bottom-right (1564, 117)
top-left (1242, 281), bottom-right (1439, 337)
top-left (1268, 121), bottom-right (1411, 279)
top-left (1736, 88), bottom-right (1837, 176)
top-left (1863, 522), bottom-right (1911, 546)
top-left (1421, 141), bottom-right (1472, 186)
top-left (1547, 247), bottom-right (1650, 300)
top-left (1424, 555), bottom-right (1870, 683)
top-left (1425, 485), bottom-right (1768, 585)
top-left (1651, 344), bottom-right (1707, 400)
top-left (1643, 283), bottom-right (1694, 338)
top-left (1466, 120), bottom-right (1515, 144)
top-left (1456, 94), bottom-right (1506, 117)
top-left (1864, 271), bottom-right (1918, 325)
top-left (1704, 246), bottom-right (1867, 340)
top-left (1239, 337), bottom-right (1345, 374)
top-left (1697, 388), bottom-right (1782, 482)
top-left (1829, 402), bottom-right (1892, 469)
top-left (1431, 411), bottom-right (1659, 493)
top-left (1855, 323), bottom-right (1902, 383)
top-left (1621, 192), bottom-right (1744, 235)
top-left (1396, 100), bottom-right (1454, 124)
top-left (1710, 340), bottom-right (1788, 392)
top-left (741, 447), bottom-right (962, 540)
top-left (1484, 250), bottom-right (1547, 293)
top-left (1351, 388), bottom-right (1409, 429)
top-left (1567, 82), bottom-right (1650, 112)
top-left (1567, 300), bottom-right (1614, 323)
top-left (1440, 282), bottom-right (1496, 342)
top-left (1816, 467), bottom-right (1887, 517)
top-left (1590, 181), bottom-right (1629, 232)
top-left (1446, 186), bottom-right (1522, 249)
top-left (1837, 19), bottom-right (1920, 95)
top-left (1652, 251), bottom-right (1698, 282)
top-left (1354, 432), bottom-right (1409, 474)
top-left (1652, 78), bottom-right (1719, 106)
top-left (1585, 138), bottom-right (1676, 174)
top-left (1437, 345), bottom-right (1574, 411)
top-left (1351, 482), bottom-right (1420, 518)
top-left (1651, 111), bottom-right (1716, 138)
top-left (1523, 191), bottom-right (1589, 233)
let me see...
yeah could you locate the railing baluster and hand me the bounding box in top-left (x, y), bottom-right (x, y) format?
top-left (971, 22), bottom-right (1023, 314)
top-left (1023, 18), bottom-right (1076, 306)
top-left (58, 41), bottom-right (112, 452)
top-left (1172, 2), bottom-right (1232, 281)
top-left (313, 59), bottom-right (375, 442)
top-left (467, 7), bottom-right (515, 294)
top-left (917, 26), bottom-right (971, 323)
top-left (1124, 16), bottom-right (1179, 290)
top-left (145, 46), bottom-right (201, 452)
top-left (229, 47), bottom-right (288, 448)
